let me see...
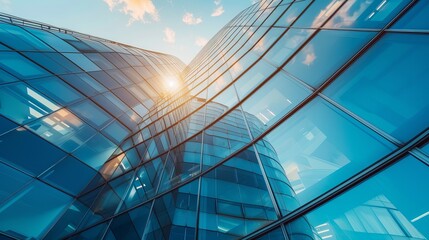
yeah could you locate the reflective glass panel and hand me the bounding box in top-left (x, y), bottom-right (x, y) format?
top-left (0, 82), bottom-right (59, 124)
top-left (324, 33), bottom-right (429, 142)
top-left (285, 156), bottom-right (429, 239)
top-left (199, 148), bottom-right (277, 239)
top-left (284, 30), bottom-right (375, 87)
top-left (144, 180), bottom-right (198, 240)
top-left (261, 97), bottom-right (395, 206)
top-left (392, 0), bottom-right (429, 30)
top-left (0, 180), bottom-right (72, 239)
top-left (324, 0), bottom-right (409, 29)
top-left (0, 52), bottom-right (49, 79)
top-left (242, 71), bottom-right (311, 136)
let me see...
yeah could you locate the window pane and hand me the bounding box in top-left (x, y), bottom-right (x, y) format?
top-left (25, 27), bottom-right (78, 52)
top-left (63, 53), bottom-right (101, 72)
top-left (264, 28), bottom-right (315, 67)
top-left (274, 1), bottom-right (310, 27)
top-left (0, 23), bottom-right (52, 51)
top-left (293, 0), bottom-right (345, 28)
top-left (324, 0), bottom-right (410, 29)
top-left (0, 161), bottom-right (32, 203)
top-left (144, 180), bottom-right (198, 240)
top-left (284, 30), bottom-right (375, 87)
top-left (0, 68), bottom-right (19, 84)
top-left (157, 135), bottom-right (202, 193)
top-left (199, 148), bottom-right (277, 239)
top-left (28, 76), bottom-right (83, 105)
top-left (41, 155), bottom-right (97, 196)
top-left (392, 0), bottom-right (429, 30)
top-left (23, 52), bottom-right (82, 74)
top-left (72, 133), bottom-right (117, 170)
top-left (0, 180), bottom-right (72, 239)
top-left (27, 109), bottom-right (97, 152)
top-left (0, 82), bottom-right (59, 124)
top-left (0, 52), bottom-right (49, 79)
top-left (285, 156), bottom-right (429, 239)
top-left (242, 71), bottom-right (311, 136)
top-left (324, 33), bottom-right (429, 142)
top-left (234, 59), bottom-right (276, 100)
top-left (203, 107), bottom-right (251, 169)
top-left (0, 127), bottom-right (66, 175)
top-left (69, 99), bottom-right (111, 128)
top-left (260, 98), bottom-right (395, 207)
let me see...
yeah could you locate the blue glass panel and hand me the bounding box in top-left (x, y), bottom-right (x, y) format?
top-left (234, 60), bottom-right (276, 100)
top-left (0, 82), bottom-right (59, 124)
top-left (0, 43), bottom-right (9, 50)
top-left (108, 213), bottom-right (140, 239)
top-left (61, 73), bottom-right (107, 97)
top-left (274, 0), bottom-right (310, 27)
top-left (89, 71), bottom-right (121, 89)
top-left (69, 99), bottom-right (111, 128)
top-left (0, 68), bottom-right (19, 84)
top-left (157, 136), bottom-right (201, 193)
top-left (324, 0), bottom-right (410, 29)
top-left (242, 70), bottom-right (311, 137)
top-left (41, 155), bottom-right (97, 196)
top-left (78, 186), bottom-right (121, 229)
top-left (42, 200), bottom-right (90, 239)
top-left (0, 52), bottom-right (49, 79)
top-left (0, 180), bottom-right (72, 239)
top-left (286, 156), bottom-right (429, 239)
top-left (28, 76), bottom-right (83, 105)
top-left (0, 127), bottom-right (66, 176)
top-left (199, 148), bottom-right (277, 239)
top-left (256, 227), bottom-right (285, 240)
top-left (23, 52), bottom-right (82, 74)
top-left (85, 53), bottom-right (115, 70)
top-left (393, 0), bottom-right (429, 30)
top-left (264, 28), bottom-right (315, 67)
top-left (0, 23), bottom-right (52, 51)
top-left (0, 115), bottom-right (17, 135)
top-left (102, 121), bottom-right (129, 144)
top-left (0, 162), bottom-right (31, 203)
top-left (203, 107), bottom-right (251, 169)
top-left (25, 27), bottom-right (78, 52)
top-left (27, 108), bottom-right (97, 152)
top-left (284, 30), bottom-right (375, 87)
top-left (293, 0), bottom-right (345, 28)
top-left (421, 143), bottom-right (429, 156)
top-left (72, 133), bottom-right (117, 170)
top-left (63, 53), bottom-right (101, 72)
top-left (262, 97), bottom-right (395, 206)
top-left (70, 222), bottom-right (108, 240)
top-left (324, 33), bottom-right (429, 142)
top-left (92, 93), bottom-right (124, 117)
top-left (144, 180), bottom-right (198, 240)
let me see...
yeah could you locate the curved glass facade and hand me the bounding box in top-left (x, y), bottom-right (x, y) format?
top-left (1, 0), bottom-right (429, 239)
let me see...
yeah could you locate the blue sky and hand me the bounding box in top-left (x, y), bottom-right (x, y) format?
top-left (0, 0), bottom-right (254, 64)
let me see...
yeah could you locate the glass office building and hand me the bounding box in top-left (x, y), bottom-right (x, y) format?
top-left (0, 0), bottom-right (429, 239)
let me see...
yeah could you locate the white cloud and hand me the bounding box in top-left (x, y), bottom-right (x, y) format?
top-left (251, 0), bottom-right (258, 4)
top-left (195, 37), bottom-right (208, 47)
top-left (214, 0), bottom-right (221, 5)
top-left (103, 0), bottom-right (159, 25)
top-left (211, 5), bottom-right (224, 17)
top-left (182, 12), bottom-right (202, 25)
top-left (163, 27), bottom-right (176, 43)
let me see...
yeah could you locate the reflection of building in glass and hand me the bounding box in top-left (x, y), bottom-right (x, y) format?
top-left (1, 0), bottom-right (429, 239)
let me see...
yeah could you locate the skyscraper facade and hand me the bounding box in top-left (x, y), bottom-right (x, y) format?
top-left (0, 0), bottom-right (429, 239)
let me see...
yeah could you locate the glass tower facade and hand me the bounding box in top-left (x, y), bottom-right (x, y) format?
top-left (1, 0), bottom-right (429, 239)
